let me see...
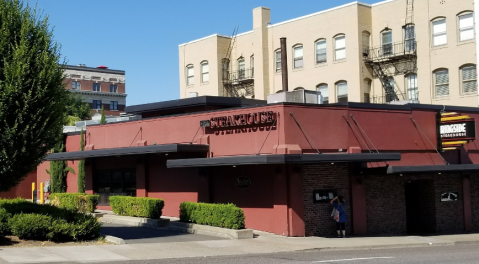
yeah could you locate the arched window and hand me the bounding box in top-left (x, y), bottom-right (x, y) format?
top-left (293, 44), bottom-right (303, 69)
top-left (432, 17), bottom-right (447, 46)
top-left (458, 12), bottom-right (474, 41)
top-left (460, 64), bottom-right (477, 94)
top-left (275, 49), bottom-right (281, 73)
top-left (315, 39), bottom-right (327, 64)
top-left (294, 87), bottom-right (304, 90)
top-left (405, 74), bottom-right (418, 102)
top-left (361, 31), bottom-right (370, 56)
top-left (200, 61), bottom-right (209, 83)
top-left (316, 83), bottom-right (328, 104)
top-left (250, 55), bottom-right (254, 78)
top-left (404, 24), bottom-right (415, 52)
top-left (238, 57), bottom-right (245, 80)
top-left (434, 69), bottom-right (449, 97)
top-left (186, 64), bottom-right (194, 86)
top-left (336, 81), bottom-right (348, 103)
top-left (381, 29), bottom-right (392, 55)
top-left (334, 34), bottom-right (346, 61)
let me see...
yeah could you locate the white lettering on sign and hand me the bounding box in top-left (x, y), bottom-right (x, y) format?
top-left (440, 123), bottom-right (466, 134)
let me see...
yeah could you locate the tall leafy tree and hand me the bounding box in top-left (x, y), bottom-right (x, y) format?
top-left (77, 129), bottom-right (85, 193)
top-left (0, 0), bottom-right (68, 192)
top-left (65, 92), bottom-right (91, 125)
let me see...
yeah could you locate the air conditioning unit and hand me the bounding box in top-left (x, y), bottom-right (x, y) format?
top-left (267, 90), bottom-right (323, 104)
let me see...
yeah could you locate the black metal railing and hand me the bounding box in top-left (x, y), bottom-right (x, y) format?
top-left (363, 41), bottom-right (416, 61)
top-left (222, 68), bottom-right (254, 83)
top-left (369, 92), bottom-right (419, 104)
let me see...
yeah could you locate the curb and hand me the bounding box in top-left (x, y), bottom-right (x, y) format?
top-left (102, 234), bottom-right (126, 245)
top-left (99, 214), bottom-right (170, 228)
top-left (164, 222), bottom-right (254, 239)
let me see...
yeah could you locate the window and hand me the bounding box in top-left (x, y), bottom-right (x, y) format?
top-left (186, 65), bottom-right (194, 85)
top-left (238, 58), bottom-right (245, 79)
top-left (72, 81), bottom-right (80, 90)
top-left (316, 84), bottom-right (328, 104)
top-left (201, 61), bottom-right (209, 83)
top-left (110, 84), bottom-right (117, 93)
top-left (404, 24), bottom-right (416, 52)
top-left (110, 101), bottom-right (118, 110)
top-left (275, 50), bottom-right (281, 72)
top-left (336, 81), bottom-right (348, 103)
top-left (435, 69), bottom-right (449, 97)
top-left (362, 32), bottom-right (370, 56)
top-left (93, 83), bottom-right (100, 92)
top-left (386, 77), bottom-right (396, 102)
top-left (250, 55), bottom-right (254, 78)
top-left (189, 92), bottom-right (198, 98)
top-left (461, 65), bottom-right (477, 94)
top-left (363, 79), bottom-right (371, 103)
top-left (458, 13), bottom-right (474, 41)
top-left (93, 100), bottom-right (102, 109)
top-left (334, 35), bottom-right (346, 60)
top-left (293, 45), bottom-right (303, 69)
top-left (382, 30), bottom-right (392, 55)
top-left (432, 18), bottom-right (447, 46)
top-left (406, 74), bottom-right (418, 102)
top-left (294, 87), bottom-right (304, 90)
top-left (222, 59), bottom-right (229, 80)
top-left (315, 39), bottom-right (327, 64)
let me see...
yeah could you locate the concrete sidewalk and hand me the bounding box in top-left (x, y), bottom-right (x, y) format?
top-left (0, 231), bottom-right (479, 263)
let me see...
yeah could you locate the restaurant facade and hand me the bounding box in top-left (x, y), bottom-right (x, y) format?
top-left (6, 96), bottom-right (479, 237)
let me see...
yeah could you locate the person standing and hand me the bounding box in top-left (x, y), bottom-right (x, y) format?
top-left (330, 196), bottom-right (347, 238)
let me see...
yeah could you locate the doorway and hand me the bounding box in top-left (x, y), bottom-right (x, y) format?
top-left (94, 169), bottom-right (136, 205)
top-left (404, 179), bottom-right (436, 234)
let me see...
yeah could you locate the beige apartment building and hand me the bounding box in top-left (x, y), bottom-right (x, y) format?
top-left (178, 0), bottom-right (477, 107)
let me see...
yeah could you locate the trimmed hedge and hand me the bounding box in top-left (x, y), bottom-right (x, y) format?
top-left (49, 193), bottom-right (99, 213)
top-left (109, 196), bottom-right (164, 219)
top-left (0, 198), bottom-right (101, 241)
top-left (179, 202), bottom-right (245, 230)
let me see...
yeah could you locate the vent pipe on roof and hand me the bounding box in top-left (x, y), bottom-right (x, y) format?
top-left (280, 37), bottom-right (288, 92)
top-left (78, 64), bottom-right (86, 67)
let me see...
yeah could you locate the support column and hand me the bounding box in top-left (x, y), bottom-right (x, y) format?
top-left (350, 172), bottom-right (367, 235)
top-left (287, 165), bottom-right (305, 236)
top-left (273, 165), bottom-right (289, 236)
top-left (463, 175), bottom-right (472, 232)
top-left (136, 156), bottom-right (147, 197)
top-left (85, 159), bottom-right (93, 194)
top-left (198, 168), bottom-right (210, 203)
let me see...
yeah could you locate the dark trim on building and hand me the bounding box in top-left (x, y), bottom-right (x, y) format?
top-left (386, 164), bottom-right (479, 174)
top-left (125, 96), bottom-right (266, 115)
top-left (64, 65), bottom-right (125, 75)
top-left (65, 131), bottom-right (82, 136)
top-left (45, 144), bottom-right (209, 161)
top-left (167, 153), bottom-right (401, 168)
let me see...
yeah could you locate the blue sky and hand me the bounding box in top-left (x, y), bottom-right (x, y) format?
top-left (36, 0), bottom-right (377, 106)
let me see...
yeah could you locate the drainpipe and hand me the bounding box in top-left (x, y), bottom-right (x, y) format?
top-left (280, 37), bottom-right (289, 92)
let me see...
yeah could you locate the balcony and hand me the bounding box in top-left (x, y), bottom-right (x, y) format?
top-left (222, 68), bottom-right (254, 85)
top-left (369, 92), bottom-right (419, 105)
top-left (363, 41), bottom-right (416, 63)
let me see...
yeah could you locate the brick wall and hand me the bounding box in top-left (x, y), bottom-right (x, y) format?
top-left (365, 174), bottom-right (407, 235)
top-left (470, 175), bottom-right (479, 232)
top-left (302, 163), bottom-right (351, 237)
top-left (434, 173), bottom-right (464, 233)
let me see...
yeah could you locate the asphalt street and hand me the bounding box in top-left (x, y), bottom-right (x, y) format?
top-left (79, 243), bottom-right (479, 264)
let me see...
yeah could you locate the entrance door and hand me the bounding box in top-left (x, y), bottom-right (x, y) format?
top-left (404, 180), bottom-right (436, 234)
top-left (94, 169), bottom-right (136, 205)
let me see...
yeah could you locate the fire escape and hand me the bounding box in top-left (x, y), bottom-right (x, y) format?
top-left (363, 0), bottom-right (417, 104)
top-left (221, 28), bottom-right (255, 98)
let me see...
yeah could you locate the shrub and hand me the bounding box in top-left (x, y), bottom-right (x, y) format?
top-left (9, 214), bottom-right (54, 240)
top-left (0, 208), bottom-right (11, 236)
top-left (179, 202), bottom-right (245, 230)
top-left (109, 196), bottom-right (164, 219)
top-left (49, 193), bottom-right (99, 213)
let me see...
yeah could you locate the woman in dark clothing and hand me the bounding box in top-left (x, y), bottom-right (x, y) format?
top-left (330, 196), bottom-right (346, 238)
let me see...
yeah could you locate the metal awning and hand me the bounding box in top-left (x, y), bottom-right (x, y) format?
top-left (45, 144), bottom-right (209, 161)
top-left (167, 153), bottom-right (401, 168)
top-left (387, 164), bottom-right (479, 174)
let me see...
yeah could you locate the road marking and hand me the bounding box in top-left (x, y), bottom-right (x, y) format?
top-left (312, 257), bottom-right (394, 263)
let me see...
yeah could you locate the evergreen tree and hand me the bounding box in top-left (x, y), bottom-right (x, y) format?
top-left (47, 141), bottom-right (75, 193)
top-left (0, 0), bottom-right (67, 192)
top-left (100, 105), bottom-right (106, 124)
top-left (77, 129), bottom-right (85, 193)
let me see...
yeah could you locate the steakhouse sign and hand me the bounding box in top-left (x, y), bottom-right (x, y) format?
top-left (209, 111), bottom-right (277, 128)
top-left (440, 121), bottom-right (476, 139)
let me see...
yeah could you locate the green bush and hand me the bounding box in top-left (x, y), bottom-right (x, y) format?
top-left (49, 193), bottom-right (99, 213)
top-left (0, 208), bottom-right (11, 236)
top-left (0, 198), bottom-right (101, 241)
top-left (109, 196), bottom-right (164, 219)
top-left (179, 202), bottom-right (245, 230)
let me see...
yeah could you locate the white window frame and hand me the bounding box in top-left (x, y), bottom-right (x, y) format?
top-left (336, 81), bottom-right (348, 103)
top-left (201, 61), bottom-right (209, 83)
top-left (432, 18), bottom-right (447, 46)
top-left (381, 30), bottom-right (393, 56)
top-left (406, 74), bottom-right (418, 102)
top-left (461, 65), bottom-right (477, 94)
top-left (334, 35), bottom-right (346, 61)
top-left (293, 45), bottom-right (303, 69)
top-left (434, 69), bottom-right (449, 97)
top-left (317, 84), bottom-right (328, 104)
top-left (238, 58), bottom-right (245, 80)
top-left (250, 55), bottom-right (254, 78)
top-left (275, 50), bottom-right (281, 73)
top-left (315, 39), bottom-right (327, 64)
top-left (404, 24), bottom-right (416, 52)
top-left (362, 32), bottom-right (370, 56)
top-left (458, 12), bottom-right (474, 42)
top-left (186, 65), bottom-right (194, 86)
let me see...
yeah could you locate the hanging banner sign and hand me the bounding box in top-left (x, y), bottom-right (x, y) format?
top-left (208, 111), bottom-right (276, 128)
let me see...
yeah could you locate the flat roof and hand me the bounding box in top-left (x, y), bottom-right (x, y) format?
top-left (167, 153), bottom-right (401, 168)
top-left (64, 65), bottom-right (125, 75)
top-left (45, 144), bottom-right (209, 161)
top-left (387, 164), bottom-right (479, 174)
top-left (125, 96), bottom-right (266, 115)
